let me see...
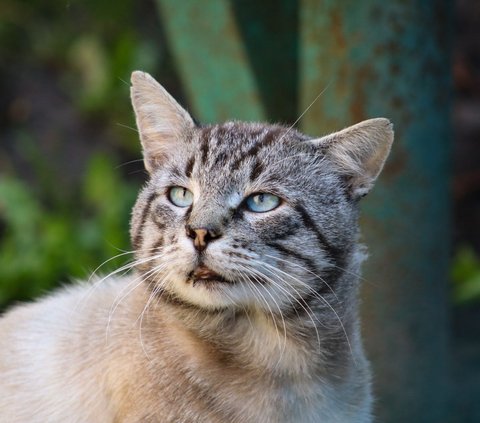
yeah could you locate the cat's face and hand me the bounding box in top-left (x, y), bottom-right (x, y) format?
top-left (132, 122), bottom-right (355, 311)
top-left (130, 72), bottom-right (393, 312)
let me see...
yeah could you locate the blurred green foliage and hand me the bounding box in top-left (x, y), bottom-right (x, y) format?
top-left (452, 246), bottom-right (480, 305)
top-left (0, 0), bottom-right (167, 310)
top-left (0, 155), bottom-right (137, 310)
top-left (0, 0), bottom-right (163, 149)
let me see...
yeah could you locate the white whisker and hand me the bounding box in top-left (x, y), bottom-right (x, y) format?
top-left (105, 257), bottom-right (170, 343)
top-left (264, 253), bottom-right (339, 301)
top-left (278, 81), bottom-right (332, 143)
top-left (258, 260), bottom-right (355, 363)
top-left (236, 266), bottom-right (288, 367)
top-left (246, 264), bottom-right (322, 352)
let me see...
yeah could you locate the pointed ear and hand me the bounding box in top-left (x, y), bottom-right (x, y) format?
top-left (312, 118), bottom-right (394, 198)
top-left (130, 71), bottom-right (195, 173)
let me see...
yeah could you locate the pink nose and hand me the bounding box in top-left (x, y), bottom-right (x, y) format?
top-left (185, 226), bottom-right (221, 251)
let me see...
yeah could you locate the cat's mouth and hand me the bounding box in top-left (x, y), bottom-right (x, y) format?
top-left (188, 265), bottom-right (231, 287)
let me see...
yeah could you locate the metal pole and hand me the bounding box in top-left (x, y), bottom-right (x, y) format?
top-left (299, 1), bottom-right (452, 421)
top-left (156, 0), bottom-right (266, 122)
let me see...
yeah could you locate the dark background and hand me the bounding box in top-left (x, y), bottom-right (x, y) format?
top-left (451, 1), bottom-right (480, 420)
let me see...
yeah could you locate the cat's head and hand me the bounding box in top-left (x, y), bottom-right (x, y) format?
top-left (129, 71), bottom-right (393, 312)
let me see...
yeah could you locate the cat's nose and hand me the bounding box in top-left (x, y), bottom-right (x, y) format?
top-left (185, 225), bottom-right (222, 252)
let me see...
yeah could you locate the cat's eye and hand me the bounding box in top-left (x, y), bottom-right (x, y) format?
top-left (168, 186), bottom-right (194, 208)
top-left (245, 193), bottom-right (280, 213)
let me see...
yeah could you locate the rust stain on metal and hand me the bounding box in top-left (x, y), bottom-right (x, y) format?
top-left (330, 8), bottom-right (346, 51)
top-left (349, 66), bottom-right (374, 122)
top-left (382, 145), bottom-right (408, 181)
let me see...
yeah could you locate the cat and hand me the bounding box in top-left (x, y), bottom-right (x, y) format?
top-left (0, 71), bottom-right (393, 423)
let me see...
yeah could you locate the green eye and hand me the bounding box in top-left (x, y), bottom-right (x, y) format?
top-left (246, 193), bottom-right (280, 213)
top-left (168, 186), bottom-right (193, 207)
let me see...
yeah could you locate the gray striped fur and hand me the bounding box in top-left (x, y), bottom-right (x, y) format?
top-left (0, 71), bottom-right (393, 422)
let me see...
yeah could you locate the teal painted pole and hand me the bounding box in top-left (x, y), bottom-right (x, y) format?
top-left (299, 1), bottom-right (451, 421)
top-left (156, 0), bottom-right (266, 122)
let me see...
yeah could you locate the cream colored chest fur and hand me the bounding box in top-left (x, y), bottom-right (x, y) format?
top-left (0, 277), bottom-right (370, 423)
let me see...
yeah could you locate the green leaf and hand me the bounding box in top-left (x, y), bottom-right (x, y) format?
top-left (452, 246), bottom-right (480, 304)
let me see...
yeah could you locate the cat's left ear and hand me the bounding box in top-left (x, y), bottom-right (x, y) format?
top-left (130, 71), bottom-right (195, 173)
top-left (311, 118), bottom-right (394, 198)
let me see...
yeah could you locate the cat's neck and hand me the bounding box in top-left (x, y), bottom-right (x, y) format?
top-left (141, 280), bottom-right (357, 378)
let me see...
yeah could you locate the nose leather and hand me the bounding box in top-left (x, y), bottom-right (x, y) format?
top-left (193, 228), bottom-right (208, 251)
top-left (185, 226), bottom-right (221, 251)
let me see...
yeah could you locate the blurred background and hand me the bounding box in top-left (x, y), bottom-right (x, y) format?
top-left (0, 0), bottom-right (478, 421)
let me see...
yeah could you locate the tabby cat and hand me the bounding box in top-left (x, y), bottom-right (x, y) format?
top-left (0, 71), bottom-right (393, 422)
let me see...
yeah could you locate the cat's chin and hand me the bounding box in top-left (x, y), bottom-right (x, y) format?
top-left (161, 266), bottom-right (242, 310)
top-left (172, 282), bottom-right (236, 310)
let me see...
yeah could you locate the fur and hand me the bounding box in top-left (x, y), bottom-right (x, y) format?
top-left (0, 71), bottom-right (393, 422)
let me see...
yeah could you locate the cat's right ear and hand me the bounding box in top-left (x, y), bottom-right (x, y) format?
top-left (311, 118), bottom-right (394, 198)
top-left (130, 71), bottom-right (195, 173)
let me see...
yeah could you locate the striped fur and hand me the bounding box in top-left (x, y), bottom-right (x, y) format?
top-left (0, 71), bottom-right (393, 422)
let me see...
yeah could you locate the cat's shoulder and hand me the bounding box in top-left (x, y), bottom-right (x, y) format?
top-left (0, 274), bottom-right (137, 334)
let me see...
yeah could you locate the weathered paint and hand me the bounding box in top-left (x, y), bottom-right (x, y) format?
top-left (156, 0), bottom-right (266, 123)
top-left (229, 0), bottom-right (300, 123)
top-left (299, 1), bottom-right (452, 421)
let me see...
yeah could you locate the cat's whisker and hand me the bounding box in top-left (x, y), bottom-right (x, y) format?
top-left (237, 266), bottom-right (290, 366)
top-left (238, 271), bottom-right (289, 368)
top-left (255, 260), bottom-right (357, 364)
top-left (327, 262), bottom-right (375, 285)
top-left (258, 260), bottom-right (354, 362)
top-left (259, 261), bottom-right (334, 317)
top-left (277, 80), bottom-right (332, 144)
top-left (137, 287), bottom-right (157, 362)
top-left (237, 269), bottom-right (284, 349)
top-left (106, 277), bottom-right (148, 343)
top-left (106, 261), bottom-right (170, 343)
top-left (116, 158), bottom-right (146, 169)
top-left (137, 267), bottom-right (175, 361)
top-left (238, 294), bottom-right (256, 332)
top-left (233, 262), bottom-right (322, 340)
top-left (80, 245), bottom-right (166, 300)
top-left (78, 248), bottom-right (169, 312)
top-left (87, 251), bottom-right (136, 283)
top-left (77, 259), bottom-right (137, 313)
top-left (246, 265), bottom-right (322, 352)
top-left (116, 122), bottom-right (139, 133)
top-left (229, 278), bottom-right (256, 331)
top-left (263, 253), bottom-right (339, 301)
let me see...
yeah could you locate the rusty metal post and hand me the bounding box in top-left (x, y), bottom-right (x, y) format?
top-left (299, 1), bottom-right (452, 421)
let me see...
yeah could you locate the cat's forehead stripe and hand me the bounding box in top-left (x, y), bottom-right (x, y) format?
top-left (196, 124), bottom-right (290, 177)
top-left (230, 126), bottom-right (285, 172)
top-left (185, 156), bottom-right (195, 178)
top-left (200, 126), bottom-right (212, 164)
top-left (249, 160), bottom-right (264, 182)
